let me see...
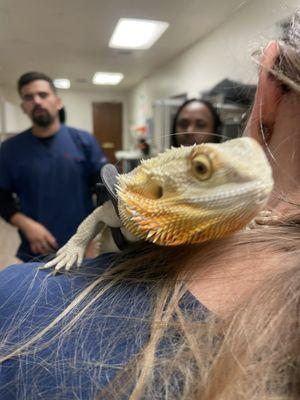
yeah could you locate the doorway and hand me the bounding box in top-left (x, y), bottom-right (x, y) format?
top-left (92, 102), bottom-right (123, 165)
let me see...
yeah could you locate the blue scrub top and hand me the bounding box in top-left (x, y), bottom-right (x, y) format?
top-left (0, 256), bottom-right (207, 399)
top-left (0, 125), bottom-right (107, 260)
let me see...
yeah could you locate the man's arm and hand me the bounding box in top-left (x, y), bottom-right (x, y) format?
top-left (0, 188), bottom-right (19, 222)
top-left (86, 133), bottom-right (109, 202)
top-left (84, 132), bottom-right (107, 175)
top-left (0, 143), bottom-right (56, 255)
top-left (0, 189), bottom-right (57, 254)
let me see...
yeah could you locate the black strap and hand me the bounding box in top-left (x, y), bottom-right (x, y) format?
top-left (110, 227), bottom-right (130, 251)
top-left (100, 164), bottom-right (130, 251)
top-left (100, 164), bottom-right (119, 214)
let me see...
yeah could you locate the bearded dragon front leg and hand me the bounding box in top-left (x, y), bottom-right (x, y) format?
top-left (40, 201), bottom-right (123, 272)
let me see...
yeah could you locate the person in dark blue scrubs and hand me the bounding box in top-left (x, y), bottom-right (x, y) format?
top-left (0, 72), bottom-right (107, 261)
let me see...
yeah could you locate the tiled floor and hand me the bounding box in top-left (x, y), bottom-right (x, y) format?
top-left (0, 218), bottom-right (21, 269)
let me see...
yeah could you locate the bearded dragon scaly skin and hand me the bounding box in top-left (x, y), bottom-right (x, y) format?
top-left (42, 137), bottom-right (273, 272)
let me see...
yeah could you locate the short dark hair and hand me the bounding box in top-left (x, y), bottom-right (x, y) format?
top-left (17, 71), bottom-right (56, 95)
top-left (171, 98), bottom-right (222, 146)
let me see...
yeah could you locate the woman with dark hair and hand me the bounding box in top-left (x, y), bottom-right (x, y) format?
top-left (171, 98), bottom-right (222, 146)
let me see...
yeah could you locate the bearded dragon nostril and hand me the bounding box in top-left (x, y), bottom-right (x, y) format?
top-left (143, 184), bottom-right (163, 199)
top-left (156, 186), bottom-right (163, 199)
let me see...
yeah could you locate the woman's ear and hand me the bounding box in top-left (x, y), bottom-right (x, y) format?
top-left (246, 41), bottom-right (283, 144)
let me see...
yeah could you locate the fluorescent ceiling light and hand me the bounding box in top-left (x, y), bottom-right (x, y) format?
top-left (109, 18), bottom-right (169, 50)
top-left (53, 79), bottom-right (71, 89)
top-left (92, 72), bottom-right (124, 85)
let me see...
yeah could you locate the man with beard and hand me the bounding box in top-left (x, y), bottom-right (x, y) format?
top-left (0, 72), bottom-right (107, 261)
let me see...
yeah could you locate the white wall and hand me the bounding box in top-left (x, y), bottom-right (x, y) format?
top-left (0, 86), bottom-right (28, 139)
top-left (1, 88), bottom-right (34, 133)
top-left (58, 89), bottom-right (129, 147)
top-left (0, 86), bottom-right (3, 134)
top-left (128, 0), bottom-right (299, 130)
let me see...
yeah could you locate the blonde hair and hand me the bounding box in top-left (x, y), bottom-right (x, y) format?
top-left (95, 211), bottom-right (300, 400)
top-left (1, 11), bottom-right (300, 400)
top-left (255, 11), bottom-right (300, 93)
top-left (1, 211), bottom-right (299, 399)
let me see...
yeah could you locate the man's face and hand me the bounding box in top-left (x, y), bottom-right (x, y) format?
top-left (20, 80), bottom-right (62, 127)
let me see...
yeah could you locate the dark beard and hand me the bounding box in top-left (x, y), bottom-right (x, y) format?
top-left (32, 107), bottom-right (54, 127)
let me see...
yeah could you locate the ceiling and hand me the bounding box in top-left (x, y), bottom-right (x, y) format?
top-left (0, 0), bottom-right (251, 91)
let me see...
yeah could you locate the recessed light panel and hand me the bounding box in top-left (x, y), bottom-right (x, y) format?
top-left (53, 79), bottom-right (71, 89)
top-left (92, 72), bottom-right (124, 85)
top-left (109, 18), bottom-right (169, 50)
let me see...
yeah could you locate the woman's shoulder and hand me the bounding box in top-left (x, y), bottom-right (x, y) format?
top-left (0, 262), bottom-right (44, 306)
top-left (0, 255), bottom-right (114, 321)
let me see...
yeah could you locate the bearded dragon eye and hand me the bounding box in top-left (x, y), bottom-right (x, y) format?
top-left (192, 154), bottom-right (212, 180)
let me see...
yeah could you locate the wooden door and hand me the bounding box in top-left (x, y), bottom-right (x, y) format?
top-left (92, 102), bottom-right (123, 165)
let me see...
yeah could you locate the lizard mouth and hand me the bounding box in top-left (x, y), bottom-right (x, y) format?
top-left (117, 179), bottom-right (273, 246)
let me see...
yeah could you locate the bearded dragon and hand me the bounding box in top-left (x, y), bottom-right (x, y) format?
top-left (42, 137), bottom-right (273, 272)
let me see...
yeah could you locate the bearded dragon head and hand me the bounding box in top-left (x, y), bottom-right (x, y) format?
top-left (116, 137), bottom-right (274, 246)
